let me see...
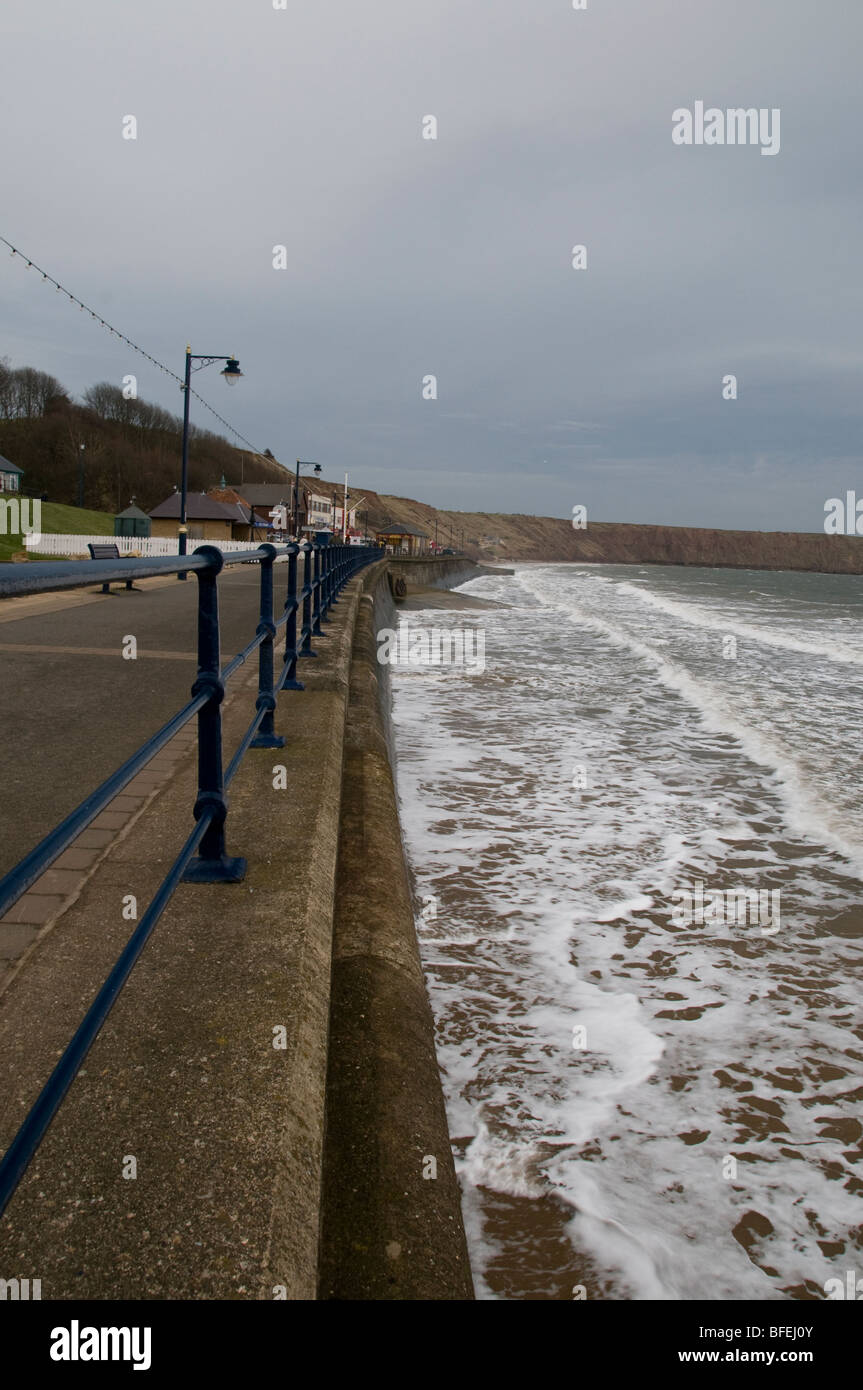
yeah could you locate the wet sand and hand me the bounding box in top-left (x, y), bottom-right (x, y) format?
top-left (397, 586), bottom-right (505, 612)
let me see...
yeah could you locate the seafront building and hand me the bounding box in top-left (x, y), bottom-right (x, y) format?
top-left (374, 522), bottom-right (429, 555)
top-left (148, 490), bottom-right (246, 543)
top-left (148, 480), bottom-right (430, 552)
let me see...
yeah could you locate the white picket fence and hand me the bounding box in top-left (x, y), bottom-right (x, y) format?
top-left (24, 534), bottom-right (268, 558)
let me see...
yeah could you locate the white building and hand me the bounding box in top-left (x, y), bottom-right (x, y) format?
top-left (306, 493), bottom-right (335, 531)
top-left (307, 491), bottom-right (362, 537)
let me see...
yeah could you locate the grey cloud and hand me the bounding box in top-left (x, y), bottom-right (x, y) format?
top-left (1, 0), bottom-right (860, 529)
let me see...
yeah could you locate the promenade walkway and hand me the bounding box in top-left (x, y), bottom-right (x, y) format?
top-left (0, 565), bottom-right (358, 1297)
top-left (0, 559), bottom-right (474, 1299)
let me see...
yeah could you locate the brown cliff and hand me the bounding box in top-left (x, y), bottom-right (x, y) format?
top-left (371, 496), bottom-right (863, 574)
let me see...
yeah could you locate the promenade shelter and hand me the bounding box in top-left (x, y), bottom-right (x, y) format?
top-left (374, 523), bottom-right (429, 556)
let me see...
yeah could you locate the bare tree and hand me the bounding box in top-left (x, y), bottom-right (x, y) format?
top-left (8, 366), bottom-right (68, 418)
top-left (0, 357), bottom-right (12, 419)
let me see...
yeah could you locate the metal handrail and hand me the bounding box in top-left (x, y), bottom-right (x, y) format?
top-left (0, 539), bottom-right (379, 1216)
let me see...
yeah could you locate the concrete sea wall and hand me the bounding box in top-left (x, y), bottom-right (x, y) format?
top-left (318, 564), bottom-right (474, 1298)
top-left (387, 555), bottom-right (511, 591)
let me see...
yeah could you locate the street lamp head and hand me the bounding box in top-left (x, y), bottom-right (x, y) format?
top-left (221, 357), bottom-right (243, 385)
top-left (314, 463), bottom-right (322, 475)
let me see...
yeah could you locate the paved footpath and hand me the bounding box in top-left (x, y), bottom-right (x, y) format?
top-left (0, 559), bottom-right (475, 1301)
top-left (0, 567), bottom-right (269, 877)
top-left (0, 564), bottom-right (357, 1298)
top-left (0, 566), bottom-right (300, 994)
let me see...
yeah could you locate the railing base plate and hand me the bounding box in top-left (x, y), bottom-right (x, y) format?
top-left (182, 855), bottom-right (247, 884)
top-left (250, 733), bottom-right (285, 749)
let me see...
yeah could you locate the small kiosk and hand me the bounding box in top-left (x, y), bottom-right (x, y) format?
top-left (114, 501), bottom-right (151, 539)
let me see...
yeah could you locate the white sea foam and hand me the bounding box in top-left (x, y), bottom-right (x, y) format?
top-left (615, 579), bottom-right (863, 664)
top-left (391, 563), bottom-right (863, 1300)
top-left (518, 565), bottom-right (863, 875)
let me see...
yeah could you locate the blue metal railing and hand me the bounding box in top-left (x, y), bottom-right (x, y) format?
top-left (0, 540), bottom-right (379, 1217)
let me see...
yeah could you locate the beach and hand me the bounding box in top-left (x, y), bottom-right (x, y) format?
top-left (390, 562), bottom-right (863, 1300)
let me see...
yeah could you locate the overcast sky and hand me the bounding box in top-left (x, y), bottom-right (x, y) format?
top-left (2, 0), bottom-right (860, 530)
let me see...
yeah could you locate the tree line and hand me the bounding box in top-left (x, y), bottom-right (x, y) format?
top-left (0, 357), bottom-right (284, 514)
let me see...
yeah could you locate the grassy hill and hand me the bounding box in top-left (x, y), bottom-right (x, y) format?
top-left (0, 501), bottom-right (113, 562)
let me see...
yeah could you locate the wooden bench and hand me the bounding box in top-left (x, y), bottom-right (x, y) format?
top-left (87, 542), bottom-right (135, 593)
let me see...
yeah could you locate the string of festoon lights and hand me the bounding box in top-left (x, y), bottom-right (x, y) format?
top-left (1, 233), bottom-right (274, 464)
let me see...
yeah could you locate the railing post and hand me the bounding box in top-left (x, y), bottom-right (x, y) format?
top-left (326, 543), bottom-right (338, 609)
top-left (282, 543), bottom-right (304, 690)
top-left (320, 545), bottom-right (333, 622)
top-left (312, 544), bottom-right (324, 636)
top-left (251, 543), bottom-right (285, 750)
top-left (183, 546), bottom-right (246, 883)
top-left (299, 542), bottom-right (317, 658)
top-left (319, 545), bottom-right (329, 621)
top-left (317, 546), bottom-right (326, 625)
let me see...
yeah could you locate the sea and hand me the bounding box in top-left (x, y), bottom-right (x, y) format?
top-left (389, 562), bottom-right (863, 1301)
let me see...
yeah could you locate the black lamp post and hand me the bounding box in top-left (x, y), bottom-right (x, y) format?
top-left (294, 459), bottom-right (321, 539)
top-left (178, 347), bottom-right (243, 574)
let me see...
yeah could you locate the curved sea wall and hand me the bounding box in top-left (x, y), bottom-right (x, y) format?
top-left (386, 555), bottom-right (510, 590)
top-left (317, 560), bottom-right (475, 1299)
